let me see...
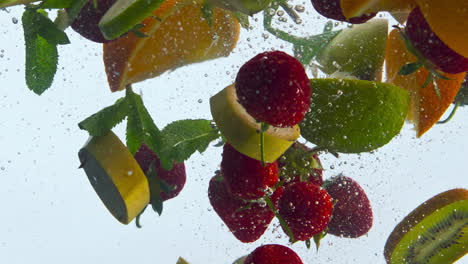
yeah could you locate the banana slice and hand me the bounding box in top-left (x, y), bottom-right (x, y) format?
top-left (78, 131), bottom-right (149, 224)
top-left (210, 84), bottom-right (299, 163)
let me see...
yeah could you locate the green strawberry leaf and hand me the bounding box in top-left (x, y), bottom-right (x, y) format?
top-left (146, 164), bottom-right (164, 216)
top-left (22, 8), bottom-right (58, 95)
top-left (292, 30), bottom-right (341, 66)
top-left (159, 119), bottom-right (220, 170)
top-left (78, 97), bottom-right (128, 136)
top-left (125, 87), bottom-right (163, 155)
top-left (41, 0), bottom-right (75, 9)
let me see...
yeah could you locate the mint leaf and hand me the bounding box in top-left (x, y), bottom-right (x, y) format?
top-left (34, 10), bottom-right (70, 45)
top-left (22, 9), bottom-right (58, 95)
top-left (146, 164), bottom-right (164, 216)
top-left (78, 97), bottom-right (128, 136)
top-left (159, 119), bottom-right (220, 170)
top-left (42, 0), bottom-right (75, 8)
top-left (125, 88), bottom-right (163, 155)
top-left (293, 30), bottom-right (341, 66)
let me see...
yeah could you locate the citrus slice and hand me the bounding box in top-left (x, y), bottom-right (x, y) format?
top-left (103, 2), bottom-right (240, 92)
top-left (78, 131), bottom-right (150, 224)
top-left (300, 78), bottom-right (409, 153)
top-left (415, 0), bottom-right (468, 58)
top-left (385, 29), bottom-right (467, 137)
top-left (98, 0), bottom-right (166, 40)
top-left (384, 188), bottom-right (468, 264)
top-left (340, 0), bottom-right (416, 19)
top-left (210, 84), bottom-right (300, 163)
top-left (316, 19), bottom-right (388, 81)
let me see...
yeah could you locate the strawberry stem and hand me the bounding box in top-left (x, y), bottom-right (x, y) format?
top-left (264, 195), bottom-right (295, 243)
top-left (437, 102), bottom-right (459, 124)
top-left (135, 205), bottom-right (147, 228)
top-left (260, 122), bottom-right (269, 166)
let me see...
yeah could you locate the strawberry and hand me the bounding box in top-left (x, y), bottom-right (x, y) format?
top-left (70, 0), bottom-right (117, 43)
top-left (235, 51), bottom-right (310, 127)
top-left (134, 144), bottom-right (186, 201)
top-left (324, 175), bottom-right (373, 238)
top-left (406, 7), bottom-right (468, 74)
top-left (221, 143), bottom-right (279, 200)
top-left (244, 244), bottom-right (304, 264)
top-left (208, 174), bottom-right (283, 243)
top-left (278, 182), bottom-right (332, 241)
top-left (278, 142), bottom-right (323, 186)
top-left (311, 0), bottom-right (376, 24)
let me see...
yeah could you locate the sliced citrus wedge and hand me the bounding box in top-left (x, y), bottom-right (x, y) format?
top-left (103, 2), bottom-right (240, 92)
top-left (78, 131), bottom-right (150, 224)
top-left (385, 29), bottom-right (467, 137)
top-left (415, 0), bottom-right (468, 58)
top-left (384, 188), bottom-right (468, 264)
top-left (316, 18), bottom-right (388, 81)
top-left (210, 84), bottom-right (300, 163)
top-left (340, 0), bottom-right (415, 19)
top-left (300, 79), bottom-right (409, 153)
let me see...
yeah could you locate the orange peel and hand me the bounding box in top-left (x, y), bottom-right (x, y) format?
top-left (103, 1), bottom-right (240, 92)
top-left (385, 29), bottom-right (466, 137)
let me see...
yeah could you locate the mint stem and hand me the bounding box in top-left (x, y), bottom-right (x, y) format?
top-left (0, 0), bottom-right (38, 8)
top-left (263, 2), bottom-right (304, 45)
top-left (264, 195), bottom-right (295, 243)
top-left (54, 0), bottom-right (87, 31)
top-left (279, 2), bottom-right (300, 24)
top-left (437, 102), bottom-right (459, 124)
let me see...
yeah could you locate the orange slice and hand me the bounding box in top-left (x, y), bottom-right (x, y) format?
top-left (385, 29), bottom-right (466, 137)
top-left (104, 1), bottom-right (240, 92)
top-left (415, 0), bottom-right (468, 58)
top-left (340, 0), bottom-right (415, 19)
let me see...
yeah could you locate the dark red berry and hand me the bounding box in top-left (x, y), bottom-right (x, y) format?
top-left (324, 175), bottom-right (373, 238)
top-left (221, 144), bottom-right (279, 200)
top-left (278, 142), bottom-right (323, 186)
top-left (235, 51), bottom-right (310, 127)
top-left (208, 174), bottom-right (282, 243)
top-left (311, 0), bottom-right (376, 24)
top-left (406, 7), bottom-right (468, 74)
top-left (278, 182), bottom-right (332, 241)
top-left (134, 144), bottom-right (186, 201)
top-left (70, 0), bottom-right (117, 43)
top-left (244, 244), bottom-right (304, 264)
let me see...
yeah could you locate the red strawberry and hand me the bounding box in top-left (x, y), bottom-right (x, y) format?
top-left (69, 0), bottom-right (117, 43)
top-left (221, 143), bottom-right (279, 200)
top-left (235, 51), bottom-right (310, 127)
top-left (208, 174), bottom-right (283, 243)
top-left (134, 144), bottom-right (186, 201)
top-left (324, 175), bottom-right (373, 238)
top-left (278, 142), bottom-right (323, 186)
top-left (244, 244), bottom-right (304, 264)
top-left (311, 0), bottom-right (376, 24)
top-left (278, 182), bottom-right (332, 241)
top-left (406, 7), bottom-right (468, 74)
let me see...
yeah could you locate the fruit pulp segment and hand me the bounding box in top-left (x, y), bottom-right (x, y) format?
top-left (415, 0), bottom-right (468, 58)
top-left (210, 84), bottom-right (299, 163)
top-left (389, 201), bottom-right (468, 264)
top-left (340, 0), bottom-right (415, 18)
top-left (81, 132), bottom-right (150, 224)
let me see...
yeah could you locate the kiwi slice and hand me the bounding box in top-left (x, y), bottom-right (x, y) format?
top-left (384, 188), bottom-right (468, 264)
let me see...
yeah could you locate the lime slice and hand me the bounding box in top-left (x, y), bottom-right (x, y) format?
top-left (300, 79), bottom-right (409, 153)
top-left (316, 19), bottom-right (388, 81)
top-left (78, 131), bottom-right (150, 224)
top-left (210, 84), bottom-right (300, 162)
top-left (98, 0), bottom-right (165, 40)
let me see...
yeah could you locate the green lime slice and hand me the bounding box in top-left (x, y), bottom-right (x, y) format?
top-left (98, 0), bottom-right (165, 40)
top-left (316, 19), bottom-right (388, 81)
top-left (300, 78), bottom-right (409, 153)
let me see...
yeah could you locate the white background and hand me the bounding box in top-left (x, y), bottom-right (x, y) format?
top-left (0, 1), bottom-right (467, 263)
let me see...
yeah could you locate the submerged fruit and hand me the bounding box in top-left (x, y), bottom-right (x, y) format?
top-left (235, 51), bottom-right (310, 127)
top-left (384, 188), bottom-right (468, 264)
top-left (316, 18), bottom-right (388, 81)
top-left (244, 244), bottom-right (304, 264)
top-left (300, 78), bottom-right (409, 153)
top-left (104, 2), bottom-right (240, 91)
top-left (278, 142), bottom-right (323, 186)
top-left (209, 0), bottom-right (272, 15)
top-left (210, 84), bottom-right (299, 163)
top-left (311, 0), bottom-right (376, 24)
top-left (78, 131), bottom-right (149, 224)
top-left (340, 0), bottom-right (415, 19)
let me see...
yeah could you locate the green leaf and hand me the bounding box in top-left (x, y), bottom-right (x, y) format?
top-left (234, 12), bottom-right (249, 30)
top-left (146, 164), bottom-right (164, 216)
top-left (34, 10), bottom-right (70, 45)
top-left (159, 119), bottom-right (220, 170)
top-left (22, 9), bottom-right (58, 95)
top-left (125, 88), bottom-right (163, 155)
top-left (41, 0), bottom-right (75, 8)
top-left (201, 2), bottom-right (213, 26)
top-left (293, 30), bottom-right (341, 66)
top-left (177, 257), bottom-right (190, 264)
top-left (398, 62), bottom-right (422, 76)
top-left (78, 97), bottom-right (128, 136)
